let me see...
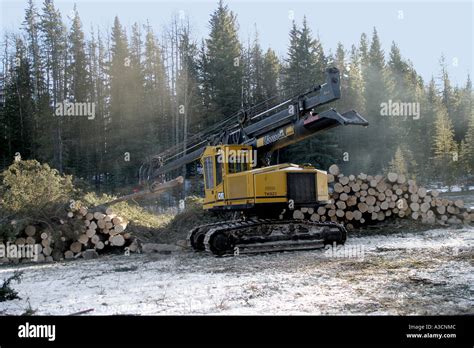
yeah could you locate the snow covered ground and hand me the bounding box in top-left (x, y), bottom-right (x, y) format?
top-left (0, 226), bottom-right (472, 315)
top-left (435, 185), bottom-right (474, 193)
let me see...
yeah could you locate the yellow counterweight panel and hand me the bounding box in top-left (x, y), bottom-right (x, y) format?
top-left (225, 173), bottom-right (252, 201)
top-left (254, 171), bottom-right (288, 203)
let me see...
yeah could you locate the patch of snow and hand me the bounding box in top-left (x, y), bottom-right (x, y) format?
top-left (0, 227), bottom-right (472, 315)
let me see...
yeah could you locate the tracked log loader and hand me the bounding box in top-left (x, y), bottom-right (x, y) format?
top-left (139, 67), bottom-right (368, 255)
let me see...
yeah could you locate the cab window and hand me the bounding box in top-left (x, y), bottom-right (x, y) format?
top-left (215, 155), bottom-right (222, 185)
top-left (203, 156), bottom-right (214, 189)
top-left (228, 152), bottom-right (249, 174)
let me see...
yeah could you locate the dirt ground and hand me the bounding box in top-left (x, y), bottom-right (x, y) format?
top-left (0, 225), bottom-right (472, 315)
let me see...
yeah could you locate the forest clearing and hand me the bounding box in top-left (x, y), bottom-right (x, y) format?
top-left (0, 223), bottom-right (472, 315)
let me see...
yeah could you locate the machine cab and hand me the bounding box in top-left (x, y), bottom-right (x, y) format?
top-left (200, 145), bottom-right (253, 208)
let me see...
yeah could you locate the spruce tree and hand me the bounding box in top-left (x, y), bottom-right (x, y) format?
top-left (386, 42), bottom-right (412, 161)
top-left (261, 48), bottom-right (280, 100)
top-left (88, 29), bottom-right (110, 190)
top-left (108, 16), bottom-right (132, 188)
top-left (65, 5), bottom-right (90, 177)
top-left (283, 17), bottom-right (325, 95)
top-left (280, 18), bottom-right (338, 169)
top-left (0, 38), bottom-right (35, 167)
top-left (204, 0), bottom-right (243, 119)
top-left (359, 32), bottom-right (369, 79)
top-left (452, 75), bottom-right (472, 141)
top-left (363, 28), bottom-right (389, 172)
top-left (40, 0), bottom-right (67, 172)
top-left (250, 31), bottom-right (265, 105)
top-left (432, 103), bottom-right (458, 186)
top-left (388, 146), bottom-right (407, 175)
top-left (346, 45), bottom-right (365, 114)
top-left (413, 77), bottom-right (438, 179)
top-left (22, 0), bottom-right (43, 98)
top-left (460, 114), bottom-right (474, 175)
top-left (143, 24), bottom-right (172, 150)
top-left (176, 24), bottom-right (204, 191)
top-left (282, 21), bottom-right (300, 94)
top-left (177, 24), bottom-right (201, 141)
top-left (128, 22), bottom-right (146, 174)
top-left (198, 39), bottom-right (215, 125)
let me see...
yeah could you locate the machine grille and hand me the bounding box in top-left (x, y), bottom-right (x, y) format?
top-left (287, 173), bottom-right (317, 204)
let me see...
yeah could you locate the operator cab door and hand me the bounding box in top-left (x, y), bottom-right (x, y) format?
top-left (202, 154), bottom-right (224, 205)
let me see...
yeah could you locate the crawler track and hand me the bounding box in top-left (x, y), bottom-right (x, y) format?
top-left (187, 218), bottom-right (346, 256)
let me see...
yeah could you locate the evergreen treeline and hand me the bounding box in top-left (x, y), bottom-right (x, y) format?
top-left (1, 0), bottom-right (472, 193)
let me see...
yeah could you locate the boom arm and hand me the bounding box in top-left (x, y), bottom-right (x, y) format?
top-left (140, 67), bottom-right (368, 186)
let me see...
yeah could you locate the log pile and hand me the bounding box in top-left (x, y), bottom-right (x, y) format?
top-left (3, 206), bottom-right (139, 264)
top-left (291, 165), bottom-right (473, 230)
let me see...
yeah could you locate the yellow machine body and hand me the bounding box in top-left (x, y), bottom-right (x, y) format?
top-left (200, 145), bottom-right (330, 211)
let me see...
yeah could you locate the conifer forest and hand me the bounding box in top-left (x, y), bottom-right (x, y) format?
top-left (1, 0), bottom-right (472, 195)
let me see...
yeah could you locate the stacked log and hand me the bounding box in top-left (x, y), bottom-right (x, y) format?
top-left (291, 165), bottom-right (473, 230)
top-left (2, 207), bottom-right (138, 264)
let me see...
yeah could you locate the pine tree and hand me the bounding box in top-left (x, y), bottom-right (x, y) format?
top-left (22, 0), bottom-right (43, 98)
top-left (363, 27), bottom-right (389, 172)
top-left (176, 23), bottom-right (203, 191)
top-left (334, 44), bottom-right (367, 174)
top-left (40, 0), bottom-right (67, 172)
top-left (438, 55), bottom-right (466, 145)
top-left (334, 42), bottom-right (345, 71)
top-left (68, 7), bottom-right (88, 100)
top-left (387, 42), bottom-right (412, 100)
top-left (386, 42), bottom-right (412, 159)
top-left (280, 17), bottom-right (337, 169)
top-left (387, 145), bottom-right (418, 179)
top-left (249, 31), bottom-right (265, 105)
top-left (334, 42), bottom-right (351, 110)
top-left (241, 30), bottom-right (267, 108)
top-left (261, 48), bottom-right (280, 100)
top-left (359, 32), bottom-right (369, 79)
top-left (460, 114), bottom-right (474, 175)
top-left (452, 75), bottom-right (472, 141)
top-left (0, 37), bottom-right (35, 167)
top-left (128, 22), bottom-right (146, 174)
top-left (88, 28), bottom-right (109, 190)
top-left (412, 77), bottom-right (438, 179)
top-left (143, 23), bottom-right (172, 150)
top-left (177, 23), bottom-right (201, 143)
top-left (281, 21), bottom-right (299, 94)
top-left (241, 38), bottom-right (252, 108)
top-left (197, 39), bottom-right (215, 125)
top-left (204, 0), bottom-right (242, 119)
top-left (65, 5), bottom-right (91, 177)
top-left (388, 146), bottom-right (407, 175)
top-left (440, 56), bottom-right (452, 110)
top-left (21, 0), bottom-right (48, 162)
top-left (346, 45), bottom-right (365, 113)
top-left (108, 16), bottom-right (133, 188)
top-left (432, 103), bottom-right (458, 186)
top-left (282, 17), bottom-right (325, 95)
